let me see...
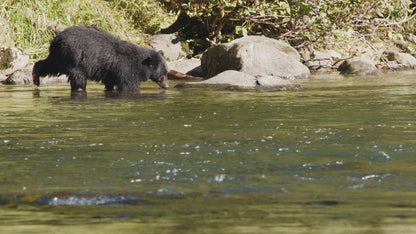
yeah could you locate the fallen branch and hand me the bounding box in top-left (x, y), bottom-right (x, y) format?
top-left (168, 70), bottom-right (203, 80)
top-left (374, 13), bottom-right (416, 27)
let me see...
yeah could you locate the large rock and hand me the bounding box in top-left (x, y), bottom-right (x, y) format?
top-left (337, 57), bottom-right (379, 76)
top-left (0, 47), bottom-right (29, 79)
top-left (2, 68), bottom-right (32, 85)
top-left (201, 36), bottom-right (310, 79)
top-left (2, 65), bottom-right (67, 85)
top-left (148, 33), bottom-right (186, 61)
top-left (175, 70), bottom-right (300, 91)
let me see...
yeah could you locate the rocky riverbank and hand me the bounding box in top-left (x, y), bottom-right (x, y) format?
top-left (2, 31), bottom-right (416, 90)
top-left (152, 32), bottom-right (416, 90)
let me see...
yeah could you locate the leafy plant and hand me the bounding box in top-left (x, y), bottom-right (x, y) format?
top-left (161, 0), bottom-right (416, 52)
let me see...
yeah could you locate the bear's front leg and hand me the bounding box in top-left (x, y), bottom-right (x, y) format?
top-left (69, 70), bottom-right (87, 91)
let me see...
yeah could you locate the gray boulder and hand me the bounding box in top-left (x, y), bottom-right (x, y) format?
top-left (2, 68), bottom-right (32, 85)
top-left (201, 36), bottom-right (310, 79)
top-left (0, 47), bottom-right (29, 80)
top-left (2, 65), bottom-right (67, 85)
top-left (148, 33), bottom-right (186, 61)
top-left (175, 70), bottom-right (300, 91)
top-left (384, 51), bottom-right (416, 69)
top-left (337, 57), bottom-right (379, 76)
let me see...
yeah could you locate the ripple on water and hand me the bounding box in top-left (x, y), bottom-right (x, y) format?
top-left (36, 194), bottom-right (140, 206)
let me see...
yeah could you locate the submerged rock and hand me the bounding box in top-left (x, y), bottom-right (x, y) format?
top-left (337, 57), bottom-right (379, 76)
top-left (255, 75), bottom-right (297, 90)
top-left (201, 36), bottom-right (310, 79)
top-left (175, 70), bottom-right (300, 91)
top-left (177, 70), bottom-right (256, 89)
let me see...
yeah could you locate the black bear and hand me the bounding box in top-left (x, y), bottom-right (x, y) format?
top-left (33, 26), bottom-right (168, 92)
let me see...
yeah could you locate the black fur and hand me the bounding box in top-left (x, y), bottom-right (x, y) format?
top-left (33, 26), bottom-right (168, 92)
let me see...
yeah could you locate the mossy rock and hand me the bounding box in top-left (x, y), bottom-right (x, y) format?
top-left (0, 47), bottom-right (13, 70)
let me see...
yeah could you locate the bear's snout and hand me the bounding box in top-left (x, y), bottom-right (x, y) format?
top-left (158, 75), bottom-right (169, 89)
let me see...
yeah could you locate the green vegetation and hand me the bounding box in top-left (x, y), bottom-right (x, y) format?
top-left (0, 0), bottom-right (167, 60)
top-left (162, 0), bottom-right (416, 53)
top-left (1, 0), bottom-right (416, 60)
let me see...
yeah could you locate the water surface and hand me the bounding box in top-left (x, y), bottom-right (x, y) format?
top-left (1, 72), bottom-right (416, 233)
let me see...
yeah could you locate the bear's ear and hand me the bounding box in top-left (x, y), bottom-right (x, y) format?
top-left (142, 57), bottom-right (153, 68)
top-left (158, 50), bottom-right (164, 57)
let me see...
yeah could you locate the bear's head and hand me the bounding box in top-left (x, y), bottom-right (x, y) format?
top-left (143, 50), bottom-right (169, 89)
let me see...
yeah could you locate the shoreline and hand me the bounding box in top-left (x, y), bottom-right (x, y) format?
top-left (2, 34), bottom-right (416, 87)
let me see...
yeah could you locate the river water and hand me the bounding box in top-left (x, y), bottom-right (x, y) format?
top-left (1, 72), bottom-right (416, 233)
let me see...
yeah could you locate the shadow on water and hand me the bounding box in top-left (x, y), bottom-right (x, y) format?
top-left (101, 90), bottom-right (170, 99)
